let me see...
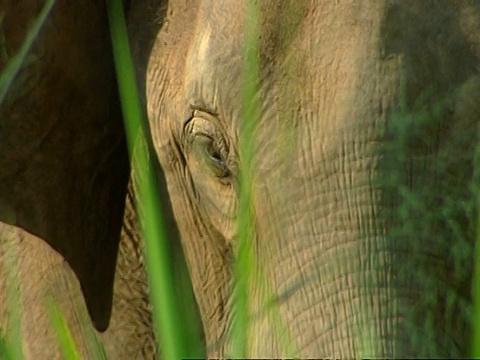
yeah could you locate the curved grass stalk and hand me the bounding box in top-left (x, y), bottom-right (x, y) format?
top-left (0, 0), bottom-right (54, 105)
top-left (230, 0), bottom-right (260, 357)
top-left (106, 1), bottom-right (200, 359)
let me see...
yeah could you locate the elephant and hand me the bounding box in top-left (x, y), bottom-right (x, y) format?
top-left (0, 1), bottom-right (168, 358)
top-left (2, 0), bottom-right (480, 358)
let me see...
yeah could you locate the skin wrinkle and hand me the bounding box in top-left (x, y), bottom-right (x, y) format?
top-left (274, 242), bottom-right (393, 316)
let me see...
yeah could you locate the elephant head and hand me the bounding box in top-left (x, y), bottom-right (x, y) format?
top-left (138, 0), bottom-right (480, 357)
top-left (2, 0), bottom-right (480, 358)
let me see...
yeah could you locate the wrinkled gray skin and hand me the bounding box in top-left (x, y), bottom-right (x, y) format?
top-left (2, 0), bottom-right (480, 358)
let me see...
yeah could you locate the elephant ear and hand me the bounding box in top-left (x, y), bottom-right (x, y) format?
top-left (0, 2), bottom-right (129, 331)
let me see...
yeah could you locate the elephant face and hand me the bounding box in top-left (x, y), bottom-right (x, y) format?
top-left (142, 0), bottom-right (480, 358)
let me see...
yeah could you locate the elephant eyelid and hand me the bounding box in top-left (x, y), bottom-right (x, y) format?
top-left (188, 102), bottom-right (219, 117)
top-left (192, 108), bottom-right (221, 125)
top-left (182, 106), bottom-right (218, 129)
top-left (182, 109), bottom-right (232, 180)
top-left (182, 109), bottom-right (218, 136)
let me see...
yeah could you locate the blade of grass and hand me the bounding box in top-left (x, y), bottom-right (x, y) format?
top-left (231, 0), bottom-right (261, 357)
top-left (46, 298), bottom-right (81, 360)
top-left (0, 0), bottom-right (55, 105)
top-left (473, 125), bottom-right (480, 356)
top-left (46, 295), bottom-right (107, 359)
top-left (106, 1), bottom-right (189, 359)
top-left (0, 327), bottom-right (13, 360)
top-left (472, 189), bottom-right (480, 357)
top-left (1, 226), bottom-right (23, 360)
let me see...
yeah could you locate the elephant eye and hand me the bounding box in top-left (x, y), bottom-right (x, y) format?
top-left (184, 110), bottom-right (231, 179)
top-left (192, 133), bottom-right (230, 178)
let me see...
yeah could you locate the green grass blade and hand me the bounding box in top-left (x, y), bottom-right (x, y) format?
top-left (473, 127), bottom-right (480, 356)
top-left (47, 297), bottom-right (106, 359)
top-left (231, 0), bottom-right (261, 357)
top-left (472, 191), bottom-right (480, 357)
top-left (46, 298), bottom-right (81, 360)
top-left (1, 227), bottom-right (24, 360)
top-left (0, 0), bottom-right (55, 105)
top-left (0, 327), bottom-right (13, 360)
top-left (106, 1), bottom-right (188, 359)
